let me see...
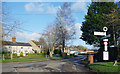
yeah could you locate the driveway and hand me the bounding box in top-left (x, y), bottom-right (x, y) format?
top-left (2, 56), bottom-right (91, 72)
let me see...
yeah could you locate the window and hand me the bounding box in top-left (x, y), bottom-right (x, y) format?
top-left (21, 47), bottom-right (23, 49)
top-left (9, 46), bottom-right (12, 48)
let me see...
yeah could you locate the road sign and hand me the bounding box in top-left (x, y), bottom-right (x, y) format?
top-left (104, 45), bottom-right (108, 51)
top-left (101, 34), bottom-right (110, 39)
top-left (104, 42), bottom-right (108, 45)
top-left (94, 32), bottom-right (106, 36)
top-left (103, 51), bottom-right (109, 60)
top-left (103, 39), bottom-right (108, 42)
top-left (103, 27), bottom-right (108, 32)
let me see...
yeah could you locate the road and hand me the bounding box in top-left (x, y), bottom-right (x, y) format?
top-left (2, 56), bottom-right (91, 72)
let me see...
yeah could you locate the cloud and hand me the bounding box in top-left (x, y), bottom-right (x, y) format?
top-left (46, 5), bottom-right (58, 14)
top-left (71, 2), bottom-right (87, 13)
top-left (74, 23), bottom-right (82, 37)
top-left (25, 3), bottom-right (59, 14)
top-left (15, 32), bottom-right (41, 42)
top-left (72, 23), bottom-right (96, 49)
top-left (25, 3), bottom-right (36, 12)
top-left (25, 2), bottom-right (87, 14)
top-left (65, 23), bottom-right (82, 37)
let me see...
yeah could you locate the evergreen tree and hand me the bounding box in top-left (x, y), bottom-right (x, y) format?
top-left (103, 7), bottom-right (120, 46)
top-left (81, 2), bottom-right (118, 47)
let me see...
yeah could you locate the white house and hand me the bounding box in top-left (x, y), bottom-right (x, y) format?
top-left (3, 41), bottom-right (33, 53)
top-left (3, 37), bottom-right (34, 56)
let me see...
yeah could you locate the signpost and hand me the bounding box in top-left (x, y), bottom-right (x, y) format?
top-left (94, 27), bottom-right (109, 60)
top-left (103, 39), bottom-right (109, 60)
top-left (94, 32), bottom-right (106, 36)
top-left (103, 51), bottom-right (109, 60)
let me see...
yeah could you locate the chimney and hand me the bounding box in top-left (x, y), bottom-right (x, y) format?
top-left (12, 37), bottom-right (16, 43)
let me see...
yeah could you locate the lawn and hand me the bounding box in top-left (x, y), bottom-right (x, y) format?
top-left (2, 53), bottom-right (62, 63)
top-left (2, 53), bottom-right (76, 63)
top-left (88, 62), bottom-right (120, 72)
top-left (49, 56), bottom-right (62, 60)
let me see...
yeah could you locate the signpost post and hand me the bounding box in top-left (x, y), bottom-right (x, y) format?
top-left (94, 27), bottom-right (109, 60)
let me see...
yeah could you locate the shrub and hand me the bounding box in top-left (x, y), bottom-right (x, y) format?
top-left (2, 52), bottom-right (8, 54)
top-left (4, 53), bottom-right (10, 59)
top-left (54, 49), bottom-right (61, 54)
top-left (34, 50), bottom-right (37, 53)
top-left (20, 52), bottom-right (23, 57)
top-left (13, 53), bottom-right (17, 58)
top-left (26, 53), bottom-right (29, 55)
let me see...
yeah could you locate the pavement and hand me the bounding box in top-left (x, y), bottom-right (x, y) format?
top-left (2, 56), bottom-right (91, 72)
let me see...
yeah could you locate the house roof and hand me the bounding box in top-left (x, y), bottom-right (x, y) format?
top-left (3, 41), bottom-right (31, 46)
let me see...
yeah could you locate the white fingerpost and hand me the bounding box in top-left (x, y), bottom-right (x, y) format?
top-left (94, 32), bottom-right (106, 36)
top-left (103, 27), bottom-right (108, 32)
top-left (94, 27), bottom-right (109, 60)
top-left (103, 39), bottom-right (109, 60)
top-left (103, 27), bottom-right (108, 36)
top-left (104, 41), bottom-right (108, 51)
top-left (103, 51), bottom-right (109, 60)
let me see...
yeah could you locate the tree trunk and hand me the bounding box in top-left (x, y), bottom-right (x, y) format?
top-left (113, 25), bottom-right (117, 47)
top-left (113, 33), bottom-right (117, 46)
top-left (49, 51), bottom-right (53, 57)
top-left (118, 39), bottom-right (120, 60)
top-left (49, 47), bottom-right (55, 57)
top-left (62, 39), bottom-right (65, 53)
top-left (2, 54), bottom-right (5, 60)
top-left (10, 53), bottom-right (13, 59)
top-left (113, 25), bottom-right (118, 65)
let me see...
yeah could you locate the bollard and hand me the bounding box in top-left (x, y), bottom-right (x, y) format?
top-left (88, 55), bottom-right (94, 64)
top-left (62, 53), bottom-right (66, 58)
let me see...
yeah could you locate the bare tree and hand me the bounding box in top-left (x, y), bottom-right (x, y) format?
top-left (55, 3), bottom-right (76, 53)
top-left (41, 24), bottom-right (58, 57)
top-left (39, 36), bottom-right (48, 53)
top-left (2, 3), bottom-right (21, 40)
top-left (1, 3), bottom-right (22, 59)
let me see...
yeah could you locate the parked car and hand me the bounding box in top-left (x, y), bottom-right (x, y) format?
top-left (69, 48), bottom-right (80, 55)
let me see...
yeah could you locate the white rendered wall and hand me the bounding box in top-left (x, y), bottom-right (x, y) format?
top-left (3, 45), bottom-right (33, 53)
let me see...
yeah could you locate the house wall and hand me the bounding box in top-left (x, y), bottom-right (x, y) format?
top-left (3, 45), bottom-right (33, 53)
top-left (29, 40), bottom-right (41, 53)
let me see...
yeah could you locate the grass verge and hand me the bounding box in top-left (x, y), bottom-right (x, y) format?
top-left (88, 62), bottom-right (120, 72)
top-left (2, 54), bottom-right (62, 63)
top-left (49, 57), bottom-right (62, 60)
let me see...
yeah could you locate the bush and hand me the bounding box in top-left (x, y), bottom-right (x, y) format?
top-left (2, 52), bottom-right (8, 54)
top-left (54, 49), bottom-right (61, 54)
top-left (20, 52), bottom-right (23, 57)
top-left (4, 53), bottom-right (10, 59)
top-left (26, 53), bottom-right (29, 55)
top-left (34, 50), bottom-right (37, 53)
top-left (13, 53), bottom-right (17, 58)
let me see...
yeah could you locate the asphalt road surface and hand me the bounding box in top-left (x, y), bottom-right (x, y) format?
top-left (2, 56), bottom-right (91, 72)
